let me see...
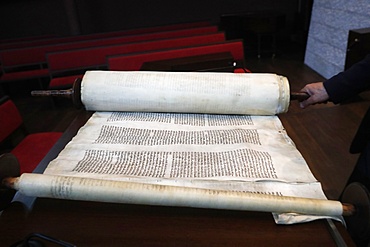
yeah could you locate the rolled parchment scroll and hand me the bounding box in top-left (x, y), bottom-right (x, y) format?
top-left (80, 71), bottom-right (290, 115)
top-left (4, 174), bottom-right (353, 217)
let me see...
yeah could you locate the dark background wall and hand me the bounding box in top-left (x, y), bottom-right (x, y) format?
top-left (0, 0), bottom-right (312, 43)
top-left (1, 0), bottom-right (70, 39)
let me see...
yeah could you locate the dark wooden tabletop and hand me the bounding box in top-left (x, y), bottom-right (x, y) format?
top-left (0, 198), bottom-right (354, 246)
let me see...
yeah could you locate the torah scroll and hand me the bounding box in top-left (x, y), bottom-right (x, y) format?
top-left (19, 71), bottom-right (341, 225)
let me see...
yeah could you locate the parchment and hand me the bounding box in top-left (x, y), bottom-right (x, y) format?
top-left (43, 111), bottom-right (342, 224)
top-left (80, 71), bottom-right (290, 115)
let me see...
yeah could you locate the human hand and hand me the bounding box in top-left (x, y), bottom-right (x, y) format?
top-left (299, 82), bottom-right (329, 108)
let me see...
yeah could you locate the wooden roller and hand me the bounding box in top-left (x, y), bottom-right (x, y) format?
top-left (31, 78), bottom-right (83, 109)
top-left (290, 92), bottom-right (310, 101)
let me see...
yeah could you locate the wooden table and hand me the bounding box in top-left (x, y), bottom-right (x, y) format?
top-left (0, 107), bottom-right (357, 246)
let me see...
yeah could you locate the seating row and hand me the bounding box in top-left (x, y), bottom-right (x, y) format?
top-left (1, 22), bottom-right (248, 95)
top-left (0, 26), bottom-right (219, 84)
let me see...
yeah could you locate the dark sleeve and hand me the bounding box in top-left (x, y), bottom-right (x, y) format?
top-left (323, 54), bottom-right (370, 104)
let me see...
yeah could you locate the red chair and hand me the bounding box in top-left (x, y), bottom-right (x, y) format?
top-left (0, 96), bottom-right (62, 174)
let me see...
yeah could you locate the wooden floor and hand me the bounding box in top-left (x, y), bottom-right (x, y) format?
top-left (7, 43), bottom-right (370, 200)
